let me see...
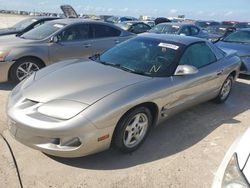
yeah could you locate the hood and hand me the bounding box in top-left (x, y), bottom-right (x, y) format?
top-left (22, 60), bottom-right (151, 105)
top-left (0, 28), bottom-right (18, 36)
top-left (0, 35), bottom-right (35, 49)
top-left (215, 41), bottom-right (250, 57)
top-left (60, 5), bottom-right (78, 18)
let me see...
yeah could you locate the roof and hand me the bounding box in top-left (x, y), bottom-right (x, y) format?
top-left (47, 18), bottom-right (112, 25)
top-left (31, 16), bottom-right (60, 20)
top-left (157, 22), bottom-right (196, 27)
top-left (138, 33), bottom-right (206, 46)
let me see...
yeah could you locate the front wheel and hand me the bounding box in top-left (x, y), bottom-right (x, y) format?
top-left (10, 57), bottom-right (44, 83)
top-left (112, 106), bottom-right (152, 153)
top-left (214, 75), bottom-right (234, 103)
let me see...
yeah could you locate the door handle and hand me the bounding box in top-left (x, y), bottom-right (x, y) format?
top-left (83, 44), bottom-right (91, 48)
top-left (217, 70), bottom-right (224, 75)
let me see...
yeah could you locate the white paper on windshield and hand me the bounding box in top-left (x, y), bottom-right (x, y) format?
top-left (54, 24), bottom-right (64, 28)
top-left (158, 43), bottom-right (179, 50)
top-left (32, 19), bottom-right (38, 22)
top-left (172, 25), bottom-right (180, 29)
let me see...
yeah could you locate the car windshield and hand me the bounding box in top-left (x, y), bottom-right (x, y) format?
top-left (21, 22), bottom-right (65, 40)
top-left (11, 18), bottom-right (37, 31)
top-left (149, 24), bottom-right (179, 34)
top-left (96, 37), bottom-right (183, 77)
top-left (223, 31), bottom-right (250, 43)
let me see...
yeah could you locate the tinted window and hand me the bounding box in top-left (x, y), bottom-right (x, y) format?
top-left (223, 31), bottom-right (250, 43)
top-left (190, 26), bottom-right (199, 35)
top-left (90, 24), bottom-right (121, 38)
top-left (149, 24), bottom-right (166, 34)
top-left (179, 26), bottom-right (190, 36)
top-left (58, 24), bottom-right (89, 42)
top-left (98, 37), bottom-right (183, 77)
top-left (179, 42), bottom-right (217, 68)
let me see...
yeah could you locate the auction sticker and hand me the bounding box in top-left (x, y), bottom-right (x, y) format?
top-left (158, 43), bottom-right (179, 50)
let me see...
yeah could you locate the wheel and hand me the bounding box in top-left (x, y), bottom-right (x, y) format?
top-left (214, 75), bottom-right (234, 103)
top-left (10, 57), bottom-right (44, 83)
top-left (113, 106), bottom-right (152, 153)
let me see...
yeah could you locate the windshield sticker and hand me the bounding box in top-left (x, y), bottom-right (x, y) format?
top-left (150, 65), bottom-right (161, 73)
top-left (158, 43), bottom-right (179, 50)
top-left (172, 25), bottom-right (180, 29)
top-left (54, 24), bottom-right (64, 28)
top-left (31, 19), bottom-right (38, 22)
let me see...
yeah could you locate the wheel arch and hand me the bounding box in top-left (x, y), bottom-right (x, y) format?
top-left (8, 56), bottom-right (46, 81)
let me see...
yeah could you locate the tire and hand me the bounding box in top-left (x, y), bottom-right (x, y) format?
top-left (112, 106), bottom-right (152, 153)
top-left (214, 75), bottom-right (234, 103)
top-left (10, 57), bottom-right (44, 83)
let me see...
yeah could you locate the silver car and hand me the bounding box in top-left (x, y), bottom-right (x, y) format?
top-left (0, 19), bottom-right (134, 82)
top-left (149, 23), bottom-right (209, 39)
top-left (7, 34), bottom-right (241, 158)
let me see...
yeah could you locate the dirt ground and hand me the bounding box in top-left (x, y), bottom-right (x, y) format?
top-left (0, 15), bottom-right (250, 188)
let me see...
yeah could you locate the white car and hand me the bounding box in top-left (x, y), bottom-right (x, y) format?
top-left (212, 128), bottom-right (250, 188)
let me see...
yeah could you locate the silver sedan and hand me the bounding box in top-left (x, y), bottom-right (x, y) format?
top-left (7, 34), bottom-right (241, 158)
top-left (0, 19), bottom-right (134, 82)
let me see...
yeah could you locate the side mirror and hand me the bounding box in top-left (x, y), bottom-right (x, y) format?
top-left (49, 36), bottom-right (59, 43)
top-left (174, 65), bottom-right (198, 76)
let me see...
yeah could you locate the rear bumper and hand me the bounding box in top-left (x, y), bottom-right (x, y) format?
top-left (0, 61), bottom-right (14, 82)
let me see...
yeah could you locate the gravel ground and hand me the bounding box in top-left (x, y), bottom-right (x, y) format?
top-left (0, 15), bottom-right (250, 188)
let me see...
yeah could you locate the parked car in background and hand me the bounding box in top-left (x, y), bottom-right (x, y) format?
top-left (212, 127), bottom-right (250, 188)
top-left (0, 17), bottom-right (60, 36)
top-left (7, 34), bottom-right (240, 157)
top-left (215, 29), bottom-right (250, 75)
top-left (0, 19), bottom-right (134, 82)
top-left (149, 23), bottom-right (209, 39)
top-left (106, 16), bottom-right (138, 24)
top-left (154, 17), bottom-right (171, 25)
top-left (195, 20), bottom-right (220, 29)
top-left (142, 20), bottom-right (155, 28)
top-left (116, 21), bottom-right (151, 34)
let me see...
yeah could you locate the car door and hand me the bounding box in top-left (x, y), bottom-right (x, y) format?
top-left (87, 23), bottom-right (127, 56)
top-left (49, 23), bottom-right (92, 63)
top-left (164, 42), bottom-right (224, 116)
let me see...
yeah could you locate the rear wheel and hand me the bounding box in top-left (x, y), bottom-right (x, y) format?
top-left (113, 106), bottom-right (152, 153)
top-left (10, 57), bottom-right (44, 82)
top-left (214, 75), bottom-right (234, 103)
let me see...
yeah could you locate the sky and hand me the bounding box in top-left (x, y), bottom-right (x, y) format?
top-left (0, 0), bottom-right (249, 21)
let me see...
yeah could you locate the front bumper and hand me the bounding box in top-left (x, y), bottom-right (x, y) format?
top-left (7, 96), bottom-right (114, 158)
top-left (0, 60), bottom-right (15, 82)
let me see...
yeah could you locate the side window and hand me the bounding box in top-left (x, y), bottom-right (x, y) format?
top-left (190, 26), bottom-right (200, 36)
top-left (179, 26), bottom-right (190, 36)
top-left (179, 42), bottom-right (217, 68)
top-left (90, 24), bottom-right (121, 38)
top-left (58, 24), bottom-right (89, 42)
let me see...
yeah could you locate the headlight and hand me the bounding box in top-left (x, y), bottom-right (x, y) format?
top-left (222, 153), bottom-right (249, 188)
top-left (0, 50), bottom-right (10, 61)
top-left (37, 100), bottom-right (88, 120)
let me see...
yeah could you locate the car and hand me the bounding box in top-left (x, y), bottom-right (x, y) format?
top-left (142, 20), bottom-right (155, 28)
top-left (0, 19), bottom-right (134, 83)
top-left (215, 29), bottom-right (250, 75)
top-left (116, 21), bottom-right (151, 34)
top-left (7, 34), bottom-right (241, 158)
top-left (106, 16), bottom-right (138, 24)
top-left (154, 17), bottom-right (171, 25)
top-left (195, 20), bottom-right (220, 29)
top-left (0, 16), bottom-right (60, 36)
top-left (212, 127), bottom-right (250, 188)
top-left (149, 23), bottom-right (209, 39)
